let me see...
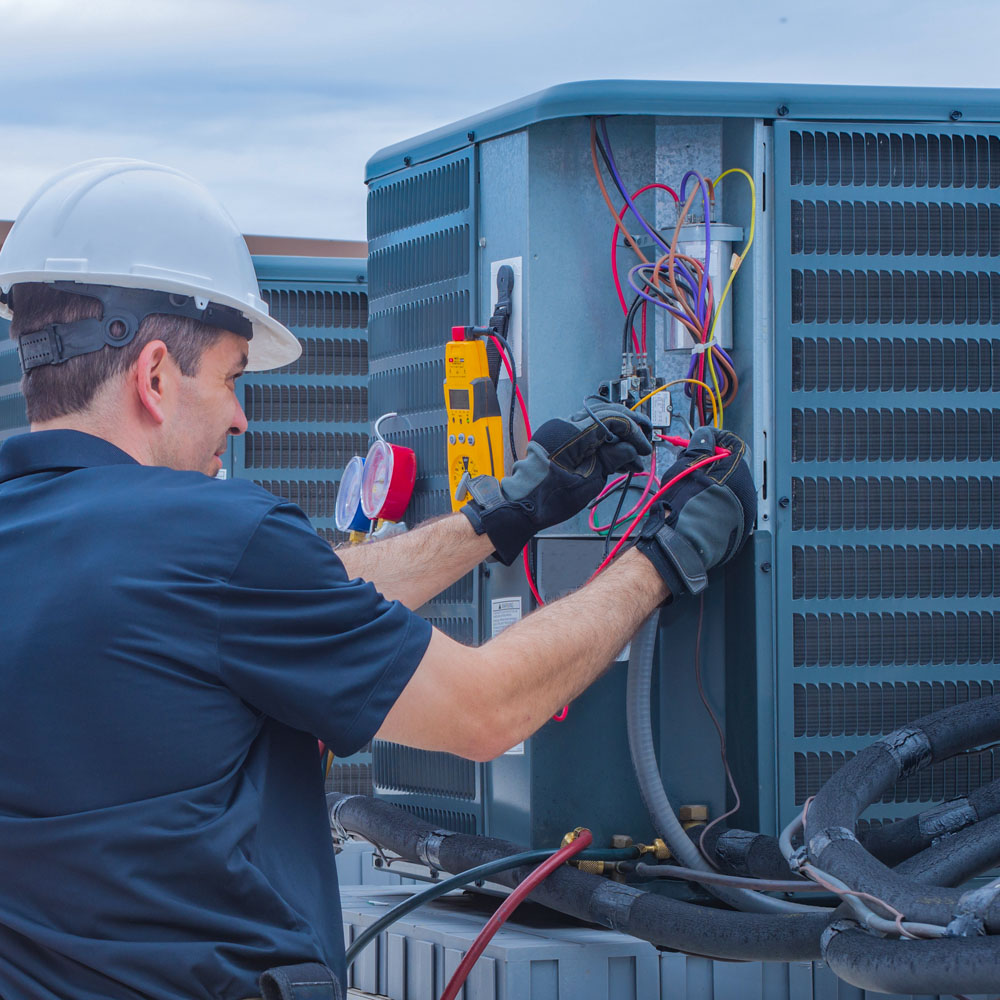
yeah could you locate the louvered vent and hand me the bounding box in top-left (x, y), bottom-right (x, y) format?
top-left (794, 680), bottom-right (998, 738)
top-left (776, 124), bottom-right (1000, 826)
top-left (0, 337), bottom-right (28, 438)
top-left (237, 265), bottom-right (369, 550)
top-left (367, 151), bottom-right (481, 831)
top-left (373, 742), bottom-right (477, 799)
top-left (794, 747), bottom-right (998, 805)
top-left (261, 289), bottom-right (367, 329)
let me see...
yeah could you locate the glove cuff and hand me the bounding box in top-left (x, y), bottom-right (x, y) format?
top-left (636, 524), bottom-right (709, 599)
top-left (460, 475), bottom-right (536, 565)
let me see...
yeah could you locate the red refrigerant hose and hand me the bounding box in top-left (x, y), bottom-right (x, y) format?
top-left (438, 828), bottom-right (594, 1000)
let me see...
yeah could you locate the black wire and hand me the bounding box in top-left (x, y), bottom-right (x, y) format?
top-left (623, 293), bottom-right (643, 354)
top-left (490, 334), bottom-right (521, 461)
top-left (602, 471), bottom-right (634, 559)
top-left (595, 119), bottom-right (674, 252)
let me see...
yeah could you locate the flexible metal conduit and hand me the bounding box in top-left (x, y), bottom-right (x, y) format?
top-left (625, 613), bottom-right (824, 914)
top-left (328, 792), bottom-right (828, 962)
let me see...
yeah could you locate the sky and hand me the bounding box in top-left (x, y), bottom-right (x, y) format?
top-left (2, 0), bottom-right (1000, 240)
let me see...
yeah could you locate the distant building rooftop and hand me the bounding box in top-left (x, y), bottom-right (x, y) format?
top-left (0, 221), bottom-right (366, 259)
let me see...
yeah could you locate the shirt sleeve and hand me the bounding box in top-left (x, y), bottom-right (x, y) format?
top-left (216, 502), bottom-right (432, 756)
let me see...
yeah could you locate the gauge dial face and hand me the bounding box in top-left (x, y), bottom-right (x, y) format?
top-left (335, 455), bottom-right (369, 532)
top-left (361, 440), bottom-right (393, 519)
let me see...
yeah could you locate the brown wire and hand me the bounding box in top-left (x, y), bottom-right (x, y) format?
top-left (590, 120), bottom-right (649, 265)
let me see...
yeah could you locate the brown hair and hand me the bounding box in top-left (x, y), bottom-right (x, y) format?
top-left (10, 283), bottom-right (227, 423)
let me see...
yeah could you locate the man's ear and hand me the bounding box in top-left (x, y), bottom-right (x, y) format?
top-left (134, 341), bottom-right (172, 425)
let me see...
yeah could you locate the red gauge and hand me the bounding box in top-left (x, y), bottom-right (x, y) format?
top-left (360, 439), bottom-right (416, 522)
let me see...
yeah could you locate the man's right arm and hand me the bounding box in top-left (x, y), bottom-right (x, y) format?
top-left (375, 426), bottom-right (756, 761)
top-left (375, 548), bottom-right (668, 761)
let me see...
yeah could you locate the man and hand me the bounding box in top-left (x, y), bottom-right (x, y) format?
top-left (0, 159), bottom-right (753, 1000)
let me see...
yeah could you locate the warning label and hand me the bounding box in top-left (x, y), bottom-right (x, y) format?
top-left (491, 596), bottom-right (522, 636)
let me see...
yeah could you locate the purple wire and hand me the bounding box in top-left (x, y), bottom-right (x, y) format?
top-left (598, 120), bottom-right (672, 258)
top-left (598, 120), bottom-right (710, 329)
top-left (680, 171), bottom-right (713, 326)
top-left (627, 265), bottom-right (695, 324)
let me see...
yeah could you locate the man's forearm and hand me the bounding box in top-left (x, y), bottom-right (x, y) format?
top-left (471, 548), bottom-right (669, 751)
top-left (337, 513), bottom-right (494, 608)
top-left (375, 545), bottom-right (670, 759)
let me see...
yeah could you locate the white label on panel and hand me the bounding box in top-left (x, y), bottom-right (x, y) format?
top-left (491, 596), bottom-right (522, 636)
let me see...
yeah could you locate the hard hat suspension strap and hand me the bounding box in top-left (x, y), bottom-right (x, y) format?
top-left (13, 281), bottom-right (253, 373)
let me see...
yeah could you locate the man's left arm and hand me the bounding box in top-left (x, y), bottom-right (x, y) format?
top-left (337, 402), bottom-right (653, 609)
top-left (337, 513), bottom-right (491, 608)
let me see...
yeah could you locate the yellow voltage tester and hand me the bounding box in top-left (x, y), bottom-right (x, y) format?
top-left (445, 326), bottom-right (507, 510)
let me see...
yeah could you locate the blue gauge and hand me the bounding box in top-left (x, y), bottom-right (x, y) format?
top-left (335, 455), bottom-right (371, 533)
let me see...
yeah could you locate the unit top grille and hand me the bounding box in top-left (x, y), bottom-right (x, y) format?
top-left (789, 130), bottom-right (1000, 189)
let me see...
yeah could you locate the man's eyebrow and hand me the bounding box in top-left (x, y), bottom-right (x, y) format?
top-left (233, 352), bottom-right (248, 374)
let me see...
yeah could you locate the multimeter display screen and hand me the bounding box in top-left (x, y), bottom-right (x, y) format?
top-left (448, 388), bottom-right (470, 410)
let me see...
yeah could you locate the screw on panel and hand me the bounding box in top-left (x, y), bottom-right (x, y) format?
top-left (403, 155), bottom-right (412, 166)
top-left (776, 105), bottom-right (790, 117)
top-left (478, 237), bottom-right (487, 248)
top-left (950, 110), bottom-right (963, 121)
top-left (467, 131), bottom-right (476, 142)
top-left (778, 496), bottom-right (790, 508)
top-left (761, 562), bottom-right (771, 574)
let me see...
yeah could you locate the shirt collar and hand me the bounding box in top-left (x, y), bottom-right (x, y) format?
top-left (0, 430), bottom-right (139, 484)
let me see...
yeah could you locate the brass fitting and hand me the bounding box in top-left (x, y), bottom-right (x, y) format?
top-left (635, 838), bottom-right (671, 860)
top-left (561, 827), bottom-right (586, 848)
top-left (574, 859), bottom-right (609, 875)
top-left (679, 804), bottom-right (709, 830)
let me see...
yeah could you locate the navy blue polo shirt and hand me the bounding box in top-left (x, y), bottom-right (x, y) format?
top-left (0, 430), bottom-right (432, 1000)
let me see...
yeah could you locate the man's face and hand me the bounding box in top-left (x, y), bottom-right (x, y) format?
top-left (161, 331), bottom-right (249, 475)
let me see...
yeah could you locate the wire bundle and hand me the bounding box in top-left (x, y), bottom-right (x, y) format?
top-left (590, 117), bottom-right (757, 428)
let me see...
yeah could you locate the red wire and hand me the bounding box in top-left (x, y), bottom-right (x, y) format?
top-left (640, 299), bottom-right (648, 354)
top-left (611, 183), bottom-right (679, 352)
top-left (590, 450), bottom-right (730, 579)
top-left (488, 335), bottom-right (543, 613)
top-left (438, 829), bottom-right (594, 1000)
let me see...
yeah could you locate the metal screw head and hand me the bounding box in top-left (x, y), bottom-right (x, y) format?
top-left (761, 562), bottom-right (772, 574)
top-left (776, 105), bottom-right (790, 117)
top-left (478, 237), bottom-right (487, 248)
top-left (778, 496), bottom-right (791, 508)
top-left (403, 155), bottom-right (412, 166)
top-left (467, 131), bottom-right (476, 142)
top-left (950, 109), bottom-right (963, 121)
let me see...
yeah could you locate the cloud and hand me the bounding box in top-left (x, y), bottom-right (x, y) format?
top-left (3, 0), bottom-right (1000, 237)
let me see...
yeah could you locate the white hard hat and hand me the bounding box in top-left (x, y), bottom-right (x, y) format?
top-left (0, 158), bottom-right (301, 372)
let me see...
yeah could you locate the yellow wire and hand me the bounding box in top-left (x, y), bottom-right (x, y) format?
top-left (703, 167), bottom-right (757, 423)
top-left (631, 378), bottom-right (719, 430)
top-left (324, 752), bottom-right (334, 779)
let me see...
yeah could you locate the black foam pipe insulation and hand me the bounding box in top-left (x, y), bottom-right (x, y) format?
top-left (802, 694), bottom-right (1000, 930)
top-left (822, 922), bottom-right (1000, 995)
top-left (328, 792), bottom-right (830, 962)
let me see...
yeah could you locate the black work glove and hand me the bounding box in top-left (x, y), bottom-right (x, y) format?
top-left (461, 402), bottom-right (652, 564)
top-left (636, 427), bottom-right (755, 599)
